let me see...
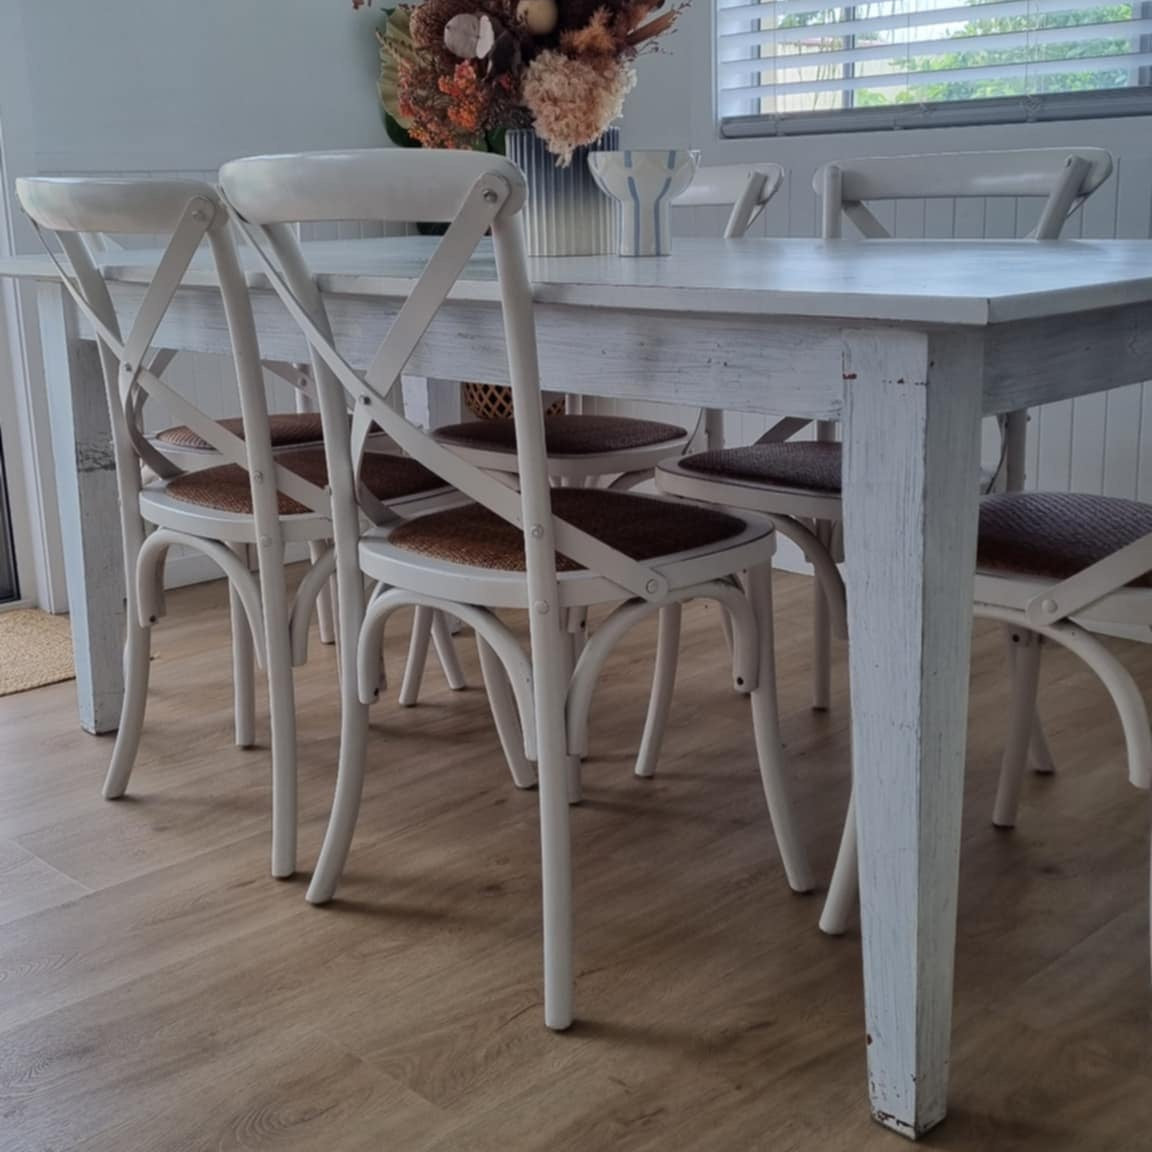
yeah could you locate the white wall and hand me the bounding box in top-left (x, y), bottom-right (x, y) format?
top-left (0, 0), bottom-right (391, 598)
top-left (616, 2), bottom-right (1152, 510)
top-left (18, 0), bottom-right (386, 175)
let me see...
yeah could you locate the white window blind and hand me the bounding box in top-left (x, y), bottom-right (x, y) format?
top-left (718, 0), bottom-right (1152, 135)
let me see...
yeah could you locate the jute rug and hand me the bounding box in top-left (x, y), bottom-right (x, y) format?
top-left (0, 609), bottom-right (75, 696)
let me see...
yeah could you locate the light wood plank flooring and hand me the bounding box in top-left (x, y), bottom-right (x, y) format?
top-left (0, 572), bottom-right (1149, 1151)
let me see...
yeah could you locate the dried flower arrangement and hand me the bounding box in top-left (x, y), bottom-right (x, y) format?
top-left (355, 0), bottom-right (684, 164)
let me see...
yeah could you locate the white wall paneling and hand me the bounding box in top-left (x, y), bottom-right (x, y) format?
top-left (617, 4), bottom-right (1152, 542)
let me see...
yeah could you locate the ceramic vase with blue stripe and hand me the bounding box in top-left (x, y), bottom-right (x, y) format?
top-left (506, 127), bottom-right (620, 257)
top-left (587, 149), bottom-right (700, 257)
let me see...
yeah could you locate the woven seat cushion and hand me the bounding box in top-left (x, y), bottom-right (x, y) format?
top-left (156, 412), bottom-right (326, 452)
top-left (678, 441), bottom-right (843, 493)
top-left (433, 414), bottom-right (688, 456)
top-left (166, 447), bottom-right (444, 516)
top-left (387, 489), bottom-right (747, 573)
top-left (978, 491), bottom-right (1152, 587)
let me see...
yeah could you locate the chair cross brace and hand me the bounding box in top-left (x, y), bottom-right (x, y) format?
top-left (33, 201), bottom-right (328, 514)
top-left (227, 176), bottom-right (672, 602)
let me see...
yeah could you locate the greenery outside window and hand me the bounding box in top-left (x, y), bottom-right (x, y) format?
top-left (718, 0), bottom-right (1152, 137)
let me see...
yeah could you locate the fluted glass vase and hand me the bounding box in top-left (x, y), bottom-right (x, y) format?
top-left (505, 127), bottom-right (620, 257)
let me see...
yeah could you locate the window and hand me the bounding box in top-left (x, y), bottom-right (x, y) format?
top-left (718, 0), bottom-right (1152, 136)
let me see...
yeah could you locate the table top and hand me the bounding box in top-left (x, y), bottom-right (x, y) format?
top-left (3, 235), bottom-right (1152, 327)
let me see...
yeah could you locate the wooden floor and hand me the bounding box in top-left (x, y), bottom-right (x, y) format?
top-left (0, 572), bottom-right (1150, 1151)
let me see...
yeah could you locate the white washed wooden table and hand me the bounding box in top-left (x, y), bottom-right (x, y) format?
top-left (5, 235), bottom-right (1152, 1138)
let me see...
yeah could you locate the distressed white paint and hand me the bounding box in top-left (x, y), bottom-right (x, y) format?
top-left (12, 237), bottom-right (1152, 1133)
top-left (36, 283), bottom-right (124, 732)
top-left (615, 1), bottom-right (1152, 512)
top-left (841, 328), bottom-right (984, 1136)
top-left (13, 235), bottom-right (1152, 325)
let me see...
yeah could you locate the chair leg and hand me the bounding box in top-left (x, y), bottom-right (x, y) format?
top-left (311, 541), bottom-right (336, 646)
top-left (719, 600), bottom-right (735, 657)
top-left (398, 605), bottom-right (434, 707)
top-left (993, 630), bottom-right (1043, 829)
top-left (1029, 711), bottom-right (1057, 775)
top-left (745, 565), bottom-right (814, 893)
top-left (1003, 624), bottom-right (1055, 775)
top-left (307, 689), bottom-right (370, 904)
top-left (477, 635), bottom-right (537, 790)
top-left (102, 578), bottom-right (153, 800)
top-left (230, 544), bottom-right (256, 750)
top-left (254, 538), bottom-right (299, 880)
top-left (431, 611), bottom-right (467, 691)
top-left (811, 521), bottom-right (832, 712)
top-left (533, 613), bottom-right (574, 1030)
top-left (634, 603), bottom-right (682, 779)
top-left (564, 632), bottom-right (583, 805)
top-left (820, 789), bottom-right (858, 936)
top-left (567, 607), bottom-right (589, 664)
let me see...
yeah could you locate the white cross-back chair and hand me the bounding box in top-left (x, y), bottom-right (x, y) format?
top-left (435, 163), bottom-right (785, 783)
top-left (820, 491), bottom-right (1152, 944)
top-left (655, 147), bottom-right (1114, 735)
top-left (219, 148), bottom-right (812, 1029)
top-left (15, 177), bottom-right (455, 879)
top-left (430, 163), bottom-right (785, 482)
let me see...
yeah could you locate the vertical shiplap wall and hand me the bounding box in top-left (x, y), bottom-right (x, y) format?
top-left (600, 155), bottom-right (1152, 506)
top-left (614, 0), bottom-right (1152, 508)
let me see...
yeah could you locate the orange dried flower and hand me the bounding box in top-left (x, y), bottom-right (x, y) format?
top-left (438, 61), bottom-right (491, 134)
top-left (559, 8), bottom-right (619, 57)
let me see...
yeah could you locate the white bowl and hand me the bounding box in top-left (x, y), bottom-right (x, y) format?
top-left (587, 149), bottom-right (700, 256)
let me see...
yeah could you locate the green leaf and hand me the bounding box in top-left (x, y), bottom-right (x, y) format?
top-left (383, 110), bottom-right (419, 148)
top-left (377, 7), bottom-right (416, 130)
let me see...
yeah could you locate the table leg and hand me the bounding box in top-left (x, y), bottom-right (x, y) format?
top-left (37, 283), bottom-right (124, 734)
top-left (841, 328), bottom-right (984, 1138)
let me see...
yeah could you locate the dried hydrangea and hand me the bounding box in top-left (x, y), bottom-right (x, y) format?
top-left (521, 50), bottom-right (636, 164)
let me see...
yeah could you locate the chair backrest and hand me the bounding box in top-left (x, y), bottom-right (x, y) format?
top-left (219, 149), bottom-right (673, 604)
top-left (813, 148), bottom-right (1113, 240)
top-left (15, 178), bottom-right (326, 558)
top-left (673, 163), bottom-right (785, 239)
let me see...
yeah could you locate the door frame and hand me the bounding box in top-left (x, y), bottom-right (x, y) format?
top-left (0, 5), bottom-right (67, 611)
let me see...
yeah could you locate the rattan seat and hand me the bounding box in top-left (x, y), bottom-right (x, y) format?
top-left (166, 447), bottom-right (445, 516)
top-left (978, 491), bottom-right (1152, 587)
top-left (676, 441), bottom-right (843, 493)
top-left (388, 489), bottom-right (747, 573)
top-left (156, 412), bottom-right (326, 451)
top-left (433, 414), bottom-right (688, 456)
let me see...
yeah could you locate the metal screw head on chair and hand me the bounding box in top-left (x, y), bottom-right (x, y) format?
top-left (645, 580), bottom-right (659, 595)
top-left (1040, 598), bottom-right (1059, 616)
top-left (529, 524), bottom-right (544, 539)
top-left (534, 600), bottom-right (550, 615)
top-left (482, 188), bottom-right (499, 204)
top-left (121, 362), bottom-right (134, 374)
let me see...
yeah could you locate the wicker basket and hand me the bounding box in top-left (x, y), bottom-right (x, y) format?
top-left (462, 382), bottom-right (565, 421)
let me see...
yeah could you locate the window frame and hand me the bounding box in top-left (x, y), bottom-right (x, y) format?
top-left (718, 2), bottom-right (1152, 139)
